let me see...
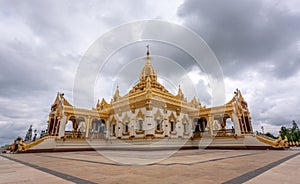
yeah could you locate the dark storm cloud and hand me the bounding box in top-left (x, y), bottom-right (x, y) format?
top-left (1, 0), bottom-right (298, 146)
top-left (0, 0), bottom-right (184, 145)
top-left (178, 0), bottom-right (300, 78)
top-left (178, 0), bottom-right (300, 134)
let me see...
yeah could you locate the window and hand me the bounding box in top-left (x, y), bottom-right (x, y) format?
top-left (156, 119), bottom-right (162, 131)
top-left (183, 123), bottom-right (188, 133)
top-left (138, 119), bottom-right (143, 131)
top-left (124, 122), bottom-right (129, 133)
top-left (170, 121), bottom-right (175, 132)
top-left (112, 124), bottom-right (116, 135)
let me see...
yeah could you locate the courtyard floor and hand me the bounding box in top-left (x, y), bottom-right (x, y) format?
top-left (1, 148), bottom-right (300, 183)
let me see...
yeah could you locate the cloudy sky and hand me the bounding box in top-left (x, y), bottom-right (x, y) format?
top-left (1, 0), bottom-right (300, 145)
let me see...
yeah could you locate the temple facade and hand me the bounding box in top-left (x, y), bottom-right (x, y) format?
top-left (47, 49), bottom-right (253, 140)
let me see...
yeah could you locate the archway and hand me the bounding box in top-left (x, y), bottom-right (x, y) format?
top-left (193, 118), bottom-right (207, 138)
top-left (64, 116), bottom-right (76, 138)
top-left (76, 117), bottom-right (86, 138)
top-left (77, 117), bottom-right (86, 132)
top-left (65, 121), bottom-right (73, 131)
top-left (226, 117), bottom-right (235, 136)
top-left (64, 116), bottom-right (86, 138)
top-left (90, 119), bottom-right (106, 139)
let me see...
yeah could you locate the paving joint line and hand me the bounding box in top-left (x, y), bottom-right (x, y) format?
top-left (0, 154), bottom-right (97, 184)
top-left (222, 151), bottom-right (300, 184)
top-left (35, 151), bottom-right (262, 166)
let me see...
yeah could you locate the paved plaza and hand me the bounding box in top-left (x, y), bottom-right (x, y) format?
top-left (1, 149), bottom-right (299, 183)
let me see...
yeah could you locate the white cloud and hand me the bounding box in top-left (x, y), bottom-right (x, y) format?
top-left (187, 66), bottom-right (209, 86)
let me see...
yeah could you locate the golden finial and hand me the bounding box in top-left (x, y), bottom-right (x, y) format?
top-left (146, 45), bottom-right (150, 58)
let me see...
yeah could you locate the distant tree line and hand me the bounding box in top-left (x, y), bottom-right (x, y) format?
top-left (264, 132), bottom-right (278, 139)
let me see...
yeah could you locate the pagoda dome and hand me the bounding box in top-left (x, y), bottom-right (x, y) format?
top-left (139, 48), bottom-right (157, 81)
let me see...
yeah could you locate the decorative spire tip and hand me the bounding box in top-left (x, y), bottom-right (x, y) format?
top-left (146, 45), bottom-right (150, 57)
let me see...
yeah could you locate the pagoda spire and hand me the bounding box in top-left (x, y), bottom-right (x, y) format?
top-left (146, 45), bottom-right (150, 59)
top-left (139, 45), bottom-right (157, 82)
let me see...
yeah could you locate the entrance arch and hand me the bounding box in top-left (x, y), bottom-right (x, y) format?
top-left (64, 116), bottom-right (86, 138)
top-left (193, 117), bottom-right (207, 138)
top-left (77, 117), bottom-right (86, 134)
top-left (90, 119), bottom-right (106, 139)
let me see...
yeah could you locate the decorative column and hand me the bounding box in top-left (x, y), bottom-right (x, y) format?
top-left (145, 110), bottom-right (154, 136)
top-left (249, 117), bottom-right (253, 133)
top-left (130, 117), bottom-right (135, 137)
top-left (117, 121), bottom-right (121, 138)
top-left (51, 116), bottom-right (57, 135)
top-left (106, 120), bottom-right (110, 139)
top-left (231, 113), bottom-right (242, 136)
top-left (58, 114), bottom-right (67, 138)
top-left (164, 118), bottom-right (169, 137)
top-left (85, 116), bottom-right (91, 138)
top-left (208, 115), bottom-right (214, 136)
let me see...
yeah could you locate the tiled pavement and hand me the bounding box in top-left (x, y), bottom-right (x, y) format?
top-left (1, 149), bottom-right (299, 184)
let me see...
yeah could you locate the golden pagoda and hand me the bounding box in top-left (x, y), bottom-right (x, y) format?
top-left (12, 47), bottom-right (289, 152)
top-left (47, 48), bottom-right (253, 140)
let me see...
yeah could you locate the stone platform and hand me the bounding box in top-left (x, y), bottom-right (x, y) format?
top-left (1, 149), bottom-right (299, 183)
top-left (24, 135), bottom-right (278, 153)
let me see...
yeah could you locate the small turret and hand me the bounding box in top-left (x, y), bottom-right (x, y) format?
top-left (113, 85), bottom-right (120, 102)
top-left (177, 85), bottom-right (185, 101)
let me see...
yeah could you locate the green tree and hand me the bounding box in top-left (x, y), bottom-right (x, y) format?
top-left (280, 126), bottom-right (289, 139)
top-left (280, 121), bottom-right (300, 142)
top-left (291, 120), bottom-right (300, 141)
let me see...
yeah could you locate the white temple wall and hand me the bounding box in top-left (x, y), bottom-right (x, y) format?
top-left (106, 107), bottom-right (193, 139)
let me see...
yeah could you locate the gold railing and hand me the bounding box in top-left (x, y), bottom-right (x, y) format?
top-left (64, 131), bottom-right (85, 139)
top-left (256, 135), bottom-right (289, 148)
top-left (289, 141), bottom-right (300, 146)
top-left (215, 129), bottom-right (235, 137)
top-left (18, 136), bottom-right (56, 152)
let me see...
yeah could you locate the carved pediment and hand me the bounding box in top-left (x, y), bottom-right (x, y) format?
top-left (110, 116), bottom-right (117, 124)
top-left (182, 115), bottom-right (189, 124)
top-left (136, 110), bottom-right (145, 120)
top-left (123, 113), bottom-right (130, 122)
top-left (154, 110), bottom-right (163, 120)
top-left (168, 112), bottom-right (176, 122)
